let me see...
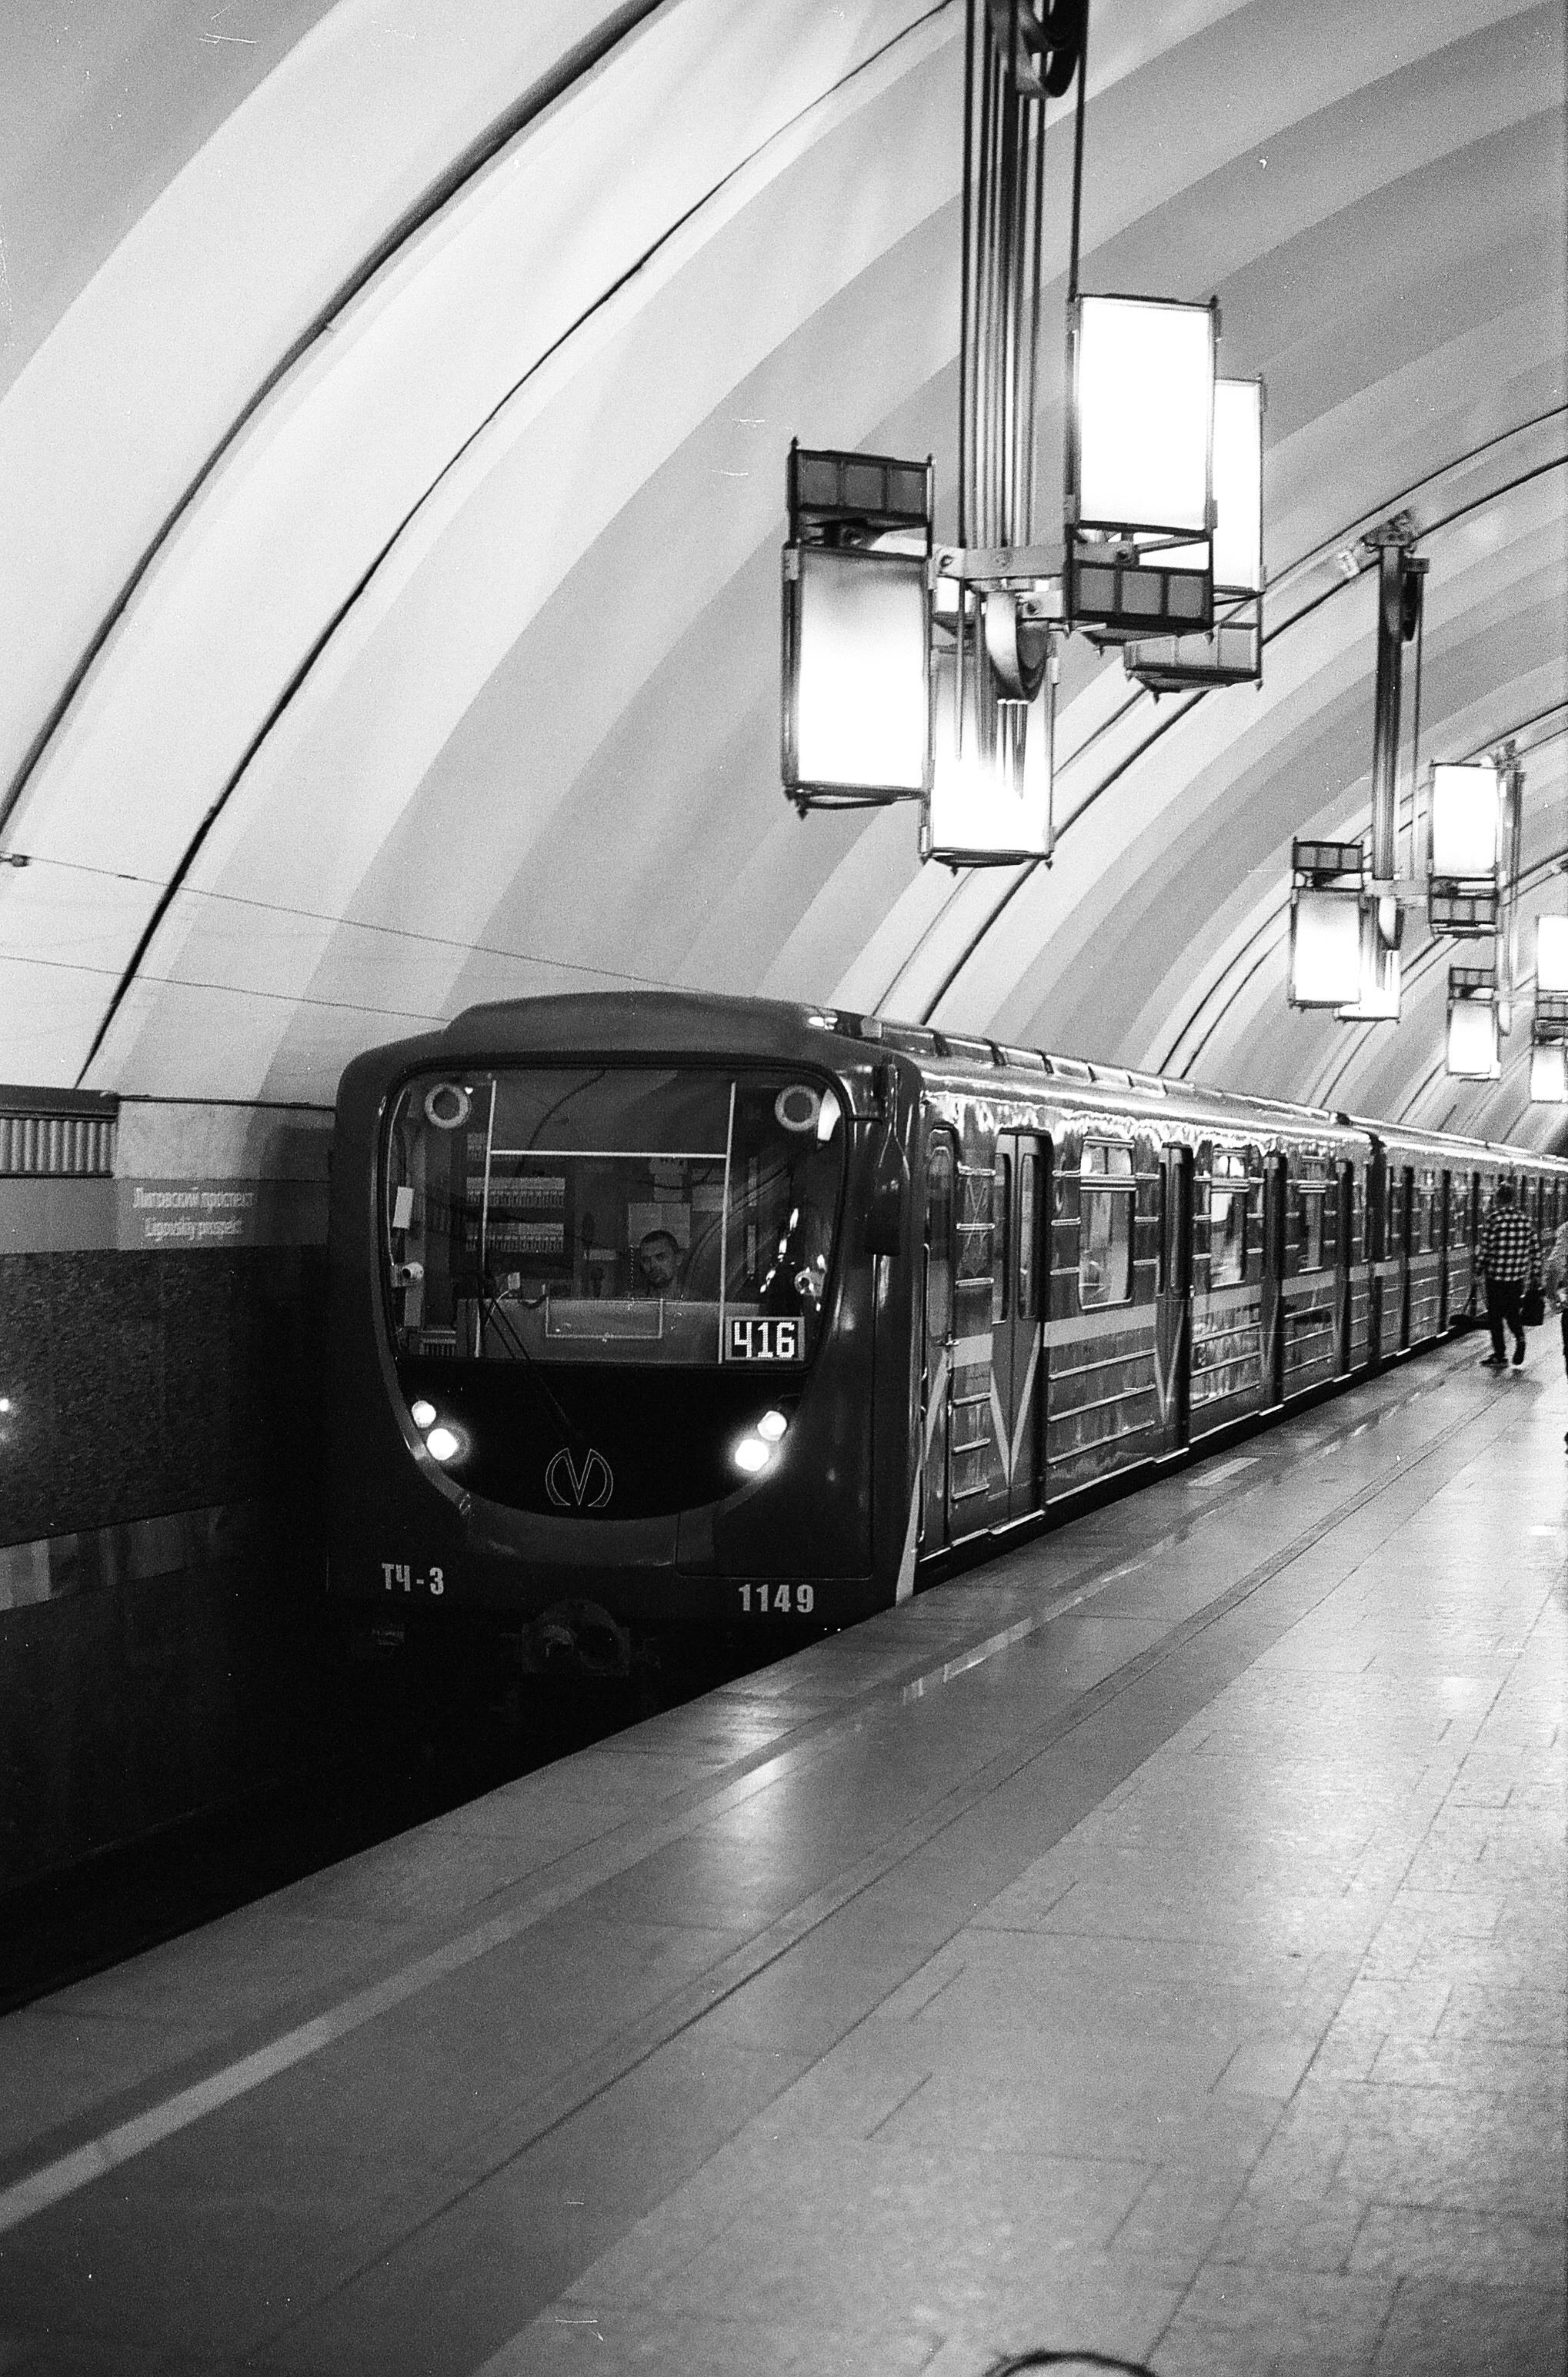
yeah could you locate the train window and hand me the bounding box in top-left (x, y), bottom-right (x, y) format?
top-left (1209, 1151), bottom-right (1251, 1288)
top-left (382, 1066), bottom-right (847, 1367)
top-left (925, 1141), bottom-right (954, 1347)
top-left (1018, 1153), bottom-right (1039, 1318)
top-left (1296, 1160), bottom-right (1327, 1272)
top-left (956, 1164), bottom-right (995, 1287)
top-left (1079, 1141), bottom-right (1135, 1309)
top-left (993, 1154), bottom-right (1012, 1324)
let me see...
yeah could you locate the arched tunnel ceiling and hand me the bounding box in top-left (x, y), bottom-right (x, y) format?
top-left (0, 0), bottom-right (1563, 1143)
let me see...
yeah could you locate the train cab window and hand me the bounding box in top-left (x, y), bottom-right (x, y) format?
top-left (1209, 1152), bottom-right (1253, 1287)
top-left (992, 1154), bottom-right (1012, 1324)
top-left (382, 1066), bottom-right (847, 1367)
top-left (1079, 1142), bottom-right (1135, 1309)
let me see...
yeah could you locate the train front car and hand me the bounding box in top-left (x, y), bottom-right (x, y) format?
top-left (327, 996), bottom-right (916, 1670)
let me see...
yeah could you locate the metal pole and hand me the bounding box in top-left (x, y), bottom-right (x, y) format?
top-left (957, 0), bottom-right (976, 549)
top-left (1024, 71), bottom-right (1046, 544)
top-left (1067, 0), bottom-right (1090, 302)
top-left (1369, 542), bottom-right (1403, 883)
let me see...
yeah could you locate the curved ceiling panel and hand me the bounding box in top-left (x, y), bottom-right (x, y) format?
top-left (0, 0), bottom-right (1562, 1154)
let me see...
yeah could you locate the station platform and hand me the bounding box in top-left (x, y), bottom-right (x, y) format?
top-left (1, 1335), bottom-right (1563, 2377)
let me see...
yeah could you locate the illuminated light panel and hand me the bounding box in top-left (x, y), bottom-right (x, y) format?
top-left (1537, 916), bottom-right (1568, 994)
top-left (756, 1410), bottom-right (788, 1441)
top-left (1338, 926), bottom-right (1400, 1023)
top-left (1530, 1043), bottom-right (1568, 1103)
top-left (733, 1437), bottom-right (772, 1474)
top-left (923, 639), bottom-right (1052, 863)
top-left (1289, 890), bottom-right (1363, 1007)
top-left (1159, 377), bottom-right (1263, 589)
top-left (1213, 378), bottom-right (1263, 593)
top-left (1073, 295), bottom-right (1214, 533)
top-left (1446, 1000), bottom-right (1500, 1078)
top-left (1430, 763), bottom-right (1501, 880)
top-left (409, 1399), bottom-right (437, 1429)
top-left (789, 547), bottom-right (929, 796)
top-left (425, 1425), bottom-right (462, 1461)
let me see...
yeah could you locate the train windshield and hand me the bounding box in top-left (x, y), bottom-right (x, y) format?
top-left (383, 1066), bottom-right (846, 1367)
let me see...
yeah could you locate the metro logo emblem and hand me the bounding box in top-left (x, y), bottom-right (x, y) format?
top-left (544, 1446), bottom-right (615, 1509)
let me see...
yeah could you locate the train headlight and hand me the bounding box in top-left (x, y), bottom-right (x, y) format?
top-left (756, 1410), bottom-right (788, 1442)
top-left (409, 1399), bottom-right (437, 1430)
top-left (425, 1425), bottom-right (462, 1463)
top-left (733, 1437), bottom-right (772, 1475)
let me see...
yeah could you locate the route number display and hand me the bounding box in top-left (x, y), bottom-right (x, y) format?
top-left (728, 1317), bottom-right (802, 1362)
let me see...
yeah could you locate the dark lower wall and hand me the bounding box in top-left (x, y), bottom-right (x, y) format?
top-left (0, 1248), bottom-right (331, 1890)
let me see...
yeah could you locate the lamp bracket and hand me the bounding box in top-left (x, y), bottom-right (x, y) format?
top-left (937, 541), bottom-right (1065, 588)
top-left (1292, 839), bottom-right (1364, 888)
top-left (1360, 512), bottom-right (1420, 556)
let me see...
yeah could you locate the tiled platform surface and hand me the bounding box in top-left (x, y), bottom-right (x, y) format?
top-left (1, 1335), bottom-right (1563, 2377)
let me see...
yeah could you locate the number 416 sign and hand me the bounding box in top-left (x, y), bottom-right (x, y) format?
top-left (728, 1316), bottom-right (802, 1362)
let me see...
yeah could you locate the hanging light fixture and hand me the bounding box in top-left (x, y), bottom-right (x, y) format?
top-left (1537, 913), bottom-right (1568, 994)
top-left (922, 596), bottom-right (1056, 865)
top-left (1123, 374), bottom-right (1265, 690)
top-left (1283, 519), bottom-right (1424, 1030)
top-left (1446, 964), bottom-right (1500, 1079)
top-left (1529, 1042), bottom-right (1568, 1104)
top-left (1530, 915), bottom-right (1568, 1102)
top-left (1065, 292), bottom-right (1218, 640)
top-left (1427, 759), bottom-right (1503, 934)
top-left (1289, 840), bottom-right (1366, 1008)
top-left (1337, 893), bottom-right (1403, 1023)
top-left (780, 446), bottom-right (934, 810)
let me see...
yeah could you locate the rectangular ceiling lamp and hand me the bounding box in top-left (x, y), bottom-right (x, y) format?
top-left (1530, 1041), bottom-right (1568, 1103)
top-left (1212, 376), bottom-right (1264, 596)
top-left (1289, 887), bottom-right (1363, 1007)
top-left (782, 444), bottom-right (932, 807)
top-left (782, 545), bottom-right (930, 803)
top-left (1121, 378), bottom-right (1264, 689)
top-left (1066, 294), bottom-right (1216, 641)
top-left (1538, 915), bottom-right (1568, 993)
top-left (1336, 909), bottom-right (1400, 1021)
top-left (922, 636), bottom-right (1053, 865)
top-left (1446, 977), bottom-right (1500, 1079)
top-left (1071, 295), bottom-right (1216, 531)
top-left (1429, 760), bottom-right (1501, 882)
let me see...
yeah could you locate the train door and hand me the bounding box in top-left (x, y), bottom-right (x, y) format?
top-left (918, 1133), bottom-right (956, 1554)
top-left (1156, 1144), bottom-right (1193, 1452)
top-left (1367, 1145), bottom-right (1387, 1367)
top-left (1335, 1160), bottom-right (1354, 1374)
top-left (995, 1133), bottom-right (1050, 1520)
top-left (1399, 1166), bottom-right (1415, 1348)
top-left (1438, 1171), bottom-right (1451, 1333)
top-left (1260, 1153), bottom-right (1287, 1408)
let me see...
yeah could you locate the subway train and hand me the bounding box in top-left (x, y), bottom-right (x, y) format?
top-left (327, 992), bottom-right (1568, 1671)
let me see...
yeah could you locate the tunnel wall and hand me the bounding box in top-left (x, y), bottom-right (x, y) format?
top-left (0, 1094), bottom-right (333, 1890)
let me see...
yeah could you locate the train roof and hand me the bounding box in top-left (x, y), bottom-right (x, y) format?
top-left (435, 990), bottom-right (1568, 1173)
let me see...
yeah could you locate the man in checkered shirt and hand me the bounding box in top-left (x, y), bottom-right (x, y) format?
top-left (1477, 1179), bottom-right (1540, 1368)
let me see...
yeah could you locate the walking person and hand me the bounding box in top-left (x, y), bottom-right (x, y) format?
top-left (1477, 1178), bottom-right (1540, 1369)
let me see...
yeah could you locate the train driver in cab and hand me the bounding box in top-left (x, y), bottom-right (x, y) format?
top-left (633, 1226), bottom-right (684, 1300)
